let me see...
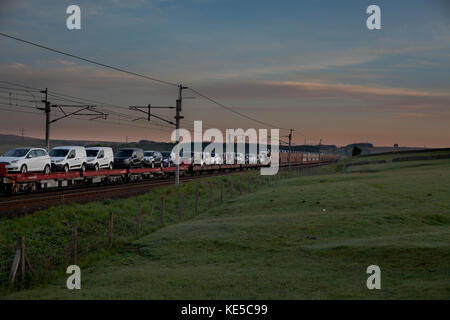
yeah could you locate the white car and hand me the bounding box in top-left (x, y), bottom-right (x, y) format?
top-left (192, 152), bottom-right (205, 166)
top-left (225, 152), bottom-right (236, 164)
top-left (50, 146), bottom-right (88, 172)
top-left (85, 147), bottom-right (114, 170)
top-left (213, 153), bottom-right (223, 165)
top-left (0, 148), bottom-right (51, 174)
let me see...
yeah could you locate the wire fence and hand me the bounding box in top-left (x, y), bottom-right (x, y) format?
top-left (0, 166), bottom-right (332, 290)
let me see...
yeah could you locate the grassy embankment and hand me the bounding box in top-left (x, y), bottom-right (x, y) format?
top-left (2, 152), bottom-right (450, 299)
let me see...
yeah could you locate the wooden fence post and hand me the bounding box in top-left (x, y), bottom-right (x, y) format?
top-left (137, 203), bottom-right (142, 236)
top-left (10, 238), bottom-right (21, 284)
top-left (9, 236), bottom-right (32, 284)
top-left (239, 176), bottom-right (242, 195)
top-left (20, 236), bottom-right (25, 282)
top-left (160, 196), bottom-right (165, 225)
top-left (108, 210), bottom-right (114, 248)
top-left (179, 193), bottom-right (183, 220)
top-left (209, 183), bottom-right (213, 207)
top-left (72, 225), bottom-right (78, 265)
top-left (195, 188), bottom-right (199, 215)
top-left (229, 181), bottom-right (233, 198)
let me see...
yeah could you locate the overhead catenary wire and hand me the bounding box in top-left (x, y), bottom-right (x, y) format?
top-left (0, 82), bottom-right (177, 129)
top-left (0, 33), bottom-right (302, 134)
top-left (0, 33), bottom-right (179, 88)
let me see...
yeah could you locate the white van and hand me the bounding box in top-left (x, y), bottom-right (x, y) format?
top-left (49, 146), bottom-right (88, 172)
top-left (85, 147), bottom-right (114, 170)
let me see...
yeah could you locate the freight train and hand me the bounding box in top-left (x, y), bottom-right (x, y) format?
top-left (0, 151), bottom-right (338, 196)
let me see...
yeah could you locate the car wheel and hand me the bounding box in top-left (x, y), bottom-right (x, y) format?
top-left (94, 163), bottom-right (99, 171)
top-left (20, 164), bottom-right (27, 174)
top-left (64, 164), bottom-right (69, 172)
top-left (44, 165), bottom-right (51, 174)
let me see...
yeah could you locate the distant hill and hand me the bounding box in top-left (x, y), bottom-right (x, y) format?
top-left (0, 134), bottom-right (434, 157)
top-left (0, 134), bottom-right (175, 155)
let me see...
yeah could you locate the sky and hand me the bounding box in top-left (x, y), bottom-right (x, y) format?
top-left (0, 0), bottom-right (449, 147)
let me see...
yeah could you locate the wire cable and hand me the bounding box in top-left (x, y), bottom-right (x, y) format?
top-left (0, 33), bottom-right (179, 87)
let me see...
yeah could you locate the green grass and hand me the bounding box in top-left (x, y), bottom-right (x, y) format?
top-left (0, 171), bottom-right (257, 291)
top-left (2, 157), bottom-right (449, 299)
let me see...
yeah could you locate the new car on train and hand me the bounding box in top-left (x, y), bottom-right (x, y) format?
top-left (86, 147), bottom-right (114, 170)
top-left (143, 150), bottom-right (162, 168)
top-left (50, 146), bottom-right (88, 172)
top-left (114, 148), bottom-right (144, 168)
top-left (0, 148), bottom-right (51, 174)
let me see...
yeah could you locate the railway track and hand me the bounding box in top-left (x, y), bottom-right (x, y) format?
top-left (0, 162), bottom-right (331, 219)
top-left (0, 171), bottom-right (233, 219)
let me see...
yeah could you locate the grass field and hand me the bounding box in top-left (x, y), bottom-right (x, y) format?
top-left (2, 154), bottom-right (449, 299)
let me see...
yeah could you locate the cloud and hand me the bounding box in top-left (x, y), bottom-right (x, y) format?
top-left (58, 60), bottom-right (76, 66)
top-left (262, 81), bottom-right (431, 98)
top-left (3, 63), bottom-right (25, 69)
top-left (193, 79), bottom-right (434, 100)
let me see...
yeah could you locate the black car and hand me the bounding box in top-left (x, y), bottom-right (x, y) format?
top-left (114, 148), bottom-right (144, 169)
top-left (161, 151), bottom-right (174, 167)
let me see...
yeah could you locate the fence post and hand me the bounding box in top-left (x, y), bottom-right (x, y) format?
top-left (108, 210), bottom-right (114, 248)
top-left (229, 180), bottom-right (233, 198)
top-left (160, 196), bottom-right (165, 225)
top-left (10, 238), bottom-right (21, 284)
top-left (209, 183), bottom-right (213, 207)
top-left (72, 225), bottom-right (78, 265)
top-left (20, 236), bottom-right (25, 282)
top-left (137, 203), bottom-right (142, 236)
top-left (179, 193), bottom-right (183, 220)
top-left (195, 188), bottom-right (199, 215)
top-left (239, 176), bottom-right (242, 195)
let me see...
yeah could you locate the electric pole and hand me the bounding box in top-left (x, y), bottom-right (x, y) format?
top-left (175, 85), bottom-right (187, 186)
top-left (128, 85), bottom-right (187, 186)
top-left (288, 128), bottom-right (293, 169)
top-left (38, 88), bottom-right (107, 152)
top-left (40, 88), bottom-right (50, 151)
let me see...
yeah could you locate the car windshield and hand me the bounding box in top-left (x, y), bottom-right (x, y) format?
top-left (115, 149), bottom-right (133, 157)
top-left (86, 150), bottom-right (99, 157)
top-left (161, 152), bottom-right (171, 157)
top-left (144, 151), bottom-right (155, 157)
top-left (50, 149), bottom-right (69, 157)
top-left (4, 148), bottom-right (30, 157)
